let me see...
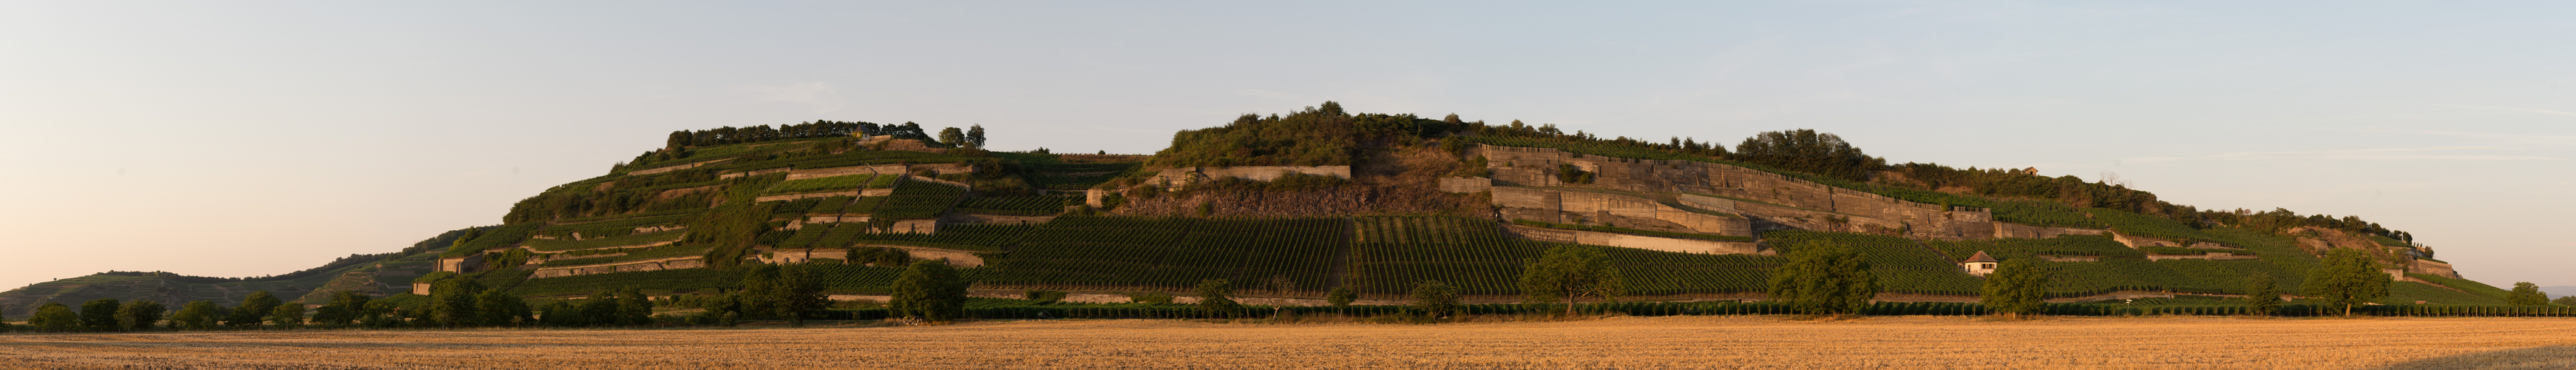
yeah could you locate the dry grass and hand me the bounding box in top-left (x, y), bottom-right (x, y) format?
top-left (4, 316), bottom-right (2575, 369)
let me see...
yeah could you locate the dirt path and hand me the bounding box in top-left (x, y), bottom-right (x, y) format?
top-left (3, 316), bottom-right (2574, 369)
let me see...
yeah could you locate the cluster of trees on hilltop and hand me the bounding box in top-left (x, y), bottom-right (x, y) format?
top-left (660, 120), bottom-right (966, 151)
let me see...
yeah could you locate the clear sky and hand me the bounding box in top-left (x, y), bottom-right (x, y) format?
top-left (4, 1), bottom-right (2571, 292)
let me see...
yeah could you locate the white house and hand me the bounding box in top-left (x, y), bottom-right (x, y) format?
top-left (1963, 251), bottom-right (1999, 277)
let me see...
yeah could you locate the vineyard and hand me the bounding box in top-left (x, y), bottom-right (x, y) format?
top-left (955, 195), bottom-right (1078, 215)
top-left (1762, 230), bottom-right (1982, 296)
top-left (523, 230), bottom-right (686, 252)
top-left (768, 174), bottom-right (887, 194)
top-left (1925, 235), bottom-right (2145, 261)
top-left (873, 178), bottom-right (966, 219)
top-left (2087, 207), bottom-right (2223, 243)
top-left (979, 217), bottom-right (1349, 294)
top-left (834, 223), bottom-right (1034, 252)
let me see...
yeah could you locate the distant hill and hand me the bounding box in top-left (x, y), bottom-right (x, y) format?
top-left (2542, 286), bottom-right (2576, 299)
top-left (0, 103), bottom-right (2519, 314)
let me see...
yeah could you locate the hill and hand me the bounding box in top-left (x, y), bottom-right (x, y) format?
top-left (0, 103), bottom-right (2521, 317)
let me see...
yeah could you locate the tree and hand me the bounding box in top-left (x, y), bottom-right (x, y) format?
top-left (80, 298), bottom-right (122, 331)
top-left (1767, 242), bottom-right (1877, 317)
top-left (117, 300), bottom-right (167, 331)
top-left (1411, 280), bottom-right (1460, 319)
top-left (2243, 273), bottom-right (2282, 316)
top-left (577, 292), bottom-right (619, 327)
top-left (169, 300), bottom-right (223, 330)
top-left (2553, 295), bottom-right (2576, 306)
top-left (2302, 249), bottom-right (2392, 317)
top-left (738, 264), bottom-right (782, 320)
top-left (267, 303), bottom-right (307, 329)
top-left (312, 291), bottom-right (371, 327)
top-left (890, 259), bottom-right (968, 322)
top-left (616, 286), bottom-right (655, 326)
top-left (966, 124), bottom-right (987, 147)
top-left (1732, 129), bottom-right (1882, 181)
top-left (428, 278), bottom-right (487, 327)
top-left (773, 265), bottom-right (827, 326)
top-left (478, 289), bottom-right (532, 327)
top-left (2508, 282), bottom-right (2549, 306)
top-left (226, 291), bottom-right (283, 328)
top-left (1520, 245), bottom-right (1626, 316)
top-left (937, 127), bottom-right (967, 147)
top-left (1195, 279), bottom-right (1243, 318)
top-left (30, 302), bottom-right (79, 332)
top-left (1979, 258), bottom-right (2048, 318)
top-left (1326, 287), bottom-right (1357, 315)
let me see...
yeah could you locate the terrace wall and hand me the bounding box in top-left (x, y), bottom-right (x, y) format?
top-left (1144, 166), bottom-right (1352, 190)
top-left (1474, 144), bottom-right (2021, 240)
top-left (1504, 225), bottom-right (1763, 255)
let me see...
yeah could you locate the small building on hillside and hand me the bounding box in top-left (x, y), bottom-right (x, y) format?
top-left (1963, 251), bottom-right (1999, 277)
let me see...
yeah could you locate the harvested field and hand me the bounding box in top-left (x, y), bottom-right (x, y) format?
top-left (4, 316), bottom-right (2576, 369)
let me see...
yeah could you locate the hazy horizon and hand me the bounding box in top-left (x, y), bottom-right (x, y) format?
top-left (4, 1), bottom-right (2572, 292)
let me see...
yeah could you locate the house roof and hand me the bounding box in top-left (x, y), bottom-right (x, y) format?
top-left (1965, 251), bottom-right (1999, 263)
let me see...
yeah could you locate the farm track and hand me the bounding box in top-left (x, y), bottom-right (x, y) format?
top-left (4, 316), bottom-right (2576, 369)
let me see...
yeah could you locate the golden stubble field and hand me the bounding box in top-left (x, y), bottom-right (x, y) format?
top-left (4, 316), bottom-right (2575, 369)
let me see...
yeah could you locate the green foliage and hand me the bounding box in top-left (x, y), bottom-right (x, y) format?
top-left (1193, 279), bottom-right (1242, 318)
top-left (1767, 241), bottom-right (1878, 316)
top-left (1519, 244), bottom-right (1625, 316)
top-left (1509, 219), bottom-right (1752, 242)
top-left (1553, 164), bottom-right (1596, 184)
top-left (1409, 280), bottom-right (1460, 318)
top-left (30, 302), bottom-right (78, 332)
top-left (891, 260), bottom-right (969, 322)
top-left (1732, 130), bottom-right (1884, 181)
top-left (265, 303), bottom-right (307, 329)
top-left (442, 223), bottom-right (540, 258)
top-left (687, 203), bottom-right (778, 267)
top-left (2244, 273), bottom-right (2281, 316)
top-left (1980, 259), bottom-right (2049, 317)
top-left (226, 291), bottom-right (282, 327)
top-left (429, 278), bottom-right (487, 327)
top-left (1327, 287), bottom-right (1356, 312)
top-left (2509, 282), bottom-right (2549, 306)
top-left (2554, 296), bottom-right (2576, 306)
top-left (311, 291), bottom-right (370, 327)
top-left (2302, 249), bottom-right (2392, 316)
top-left (168, 300), bottom-right (221, 330)
top-left (80, 298), bottom-right (121, 331)
top-left (1150, 104), bottom-right (1363, 167)
top-left (115, 300), bottom-right (166, 331)
top-left (1769, 231), bottom-right (1980, 296)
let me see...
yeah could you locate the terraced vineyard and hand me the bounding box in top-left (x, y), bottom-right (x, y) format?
top-left (2087, 207), bottom-right (2223, 243)
top-left (1763, 230), bottom-right (1982, 296)
top-left (523, 230), bottom-right (687, 252)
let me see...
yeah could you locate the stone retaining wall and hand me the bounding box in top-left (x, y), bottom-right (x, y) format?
top-left (1474, 144), bottom-right (2033, 240)
top-left (1504, 225), bottom-right (1763, 255)
top-left (1144, 166), bottom-right (1352, 190)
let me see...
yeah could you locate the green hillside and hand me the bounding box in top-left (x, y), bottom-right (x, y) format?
top-left (2, 104), bottom-right (2520, 317)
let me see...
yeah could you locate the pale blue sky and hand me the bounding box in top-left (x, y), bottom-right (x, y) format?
top-left (4, 1), bottom-right (2571, 291)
